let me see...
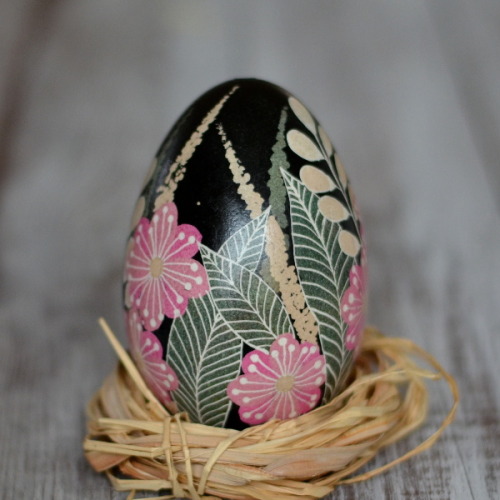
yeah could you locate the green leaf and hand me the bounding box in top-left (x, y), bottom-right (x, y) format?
top-left (200, 245), bottom-right (293, 349)
top-left (268, 108), bottom-right (291, 234)
top-left (167, 294), bottom-right (241, 427)
top-left (218, 208), bottom-right (269, 272)
top-left (281, 169), bottom-right (354, 401)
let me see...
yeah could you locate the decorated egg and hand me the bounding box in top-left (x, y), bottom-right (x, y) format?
top-left (123, 79), bottom-right (366, 429)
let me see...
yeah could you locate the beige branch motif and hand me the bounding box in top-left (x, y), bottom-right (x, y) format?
top-left (265, 216), bottom-right (319, 343)
top-left (218, 124), bottom-right (319, 343)
top-left (217, 124), bottom-right (265, 219)
top-left (154, 85), bottom-right (239, 210)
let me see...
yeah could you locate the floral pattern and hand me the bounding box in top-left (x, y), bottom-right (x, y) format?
top-left (125, 202), bottom-right (209, 331)
top-left (123, 82), bottom-right (368, 427)
top-left (287, 96), bottom-right (362, 258)
top-left (126, 310), bottom-right (179, 406)
top-left (341, 264), bottom-right (366, 350)
top-left (227, 334), bottom-right (326, 425)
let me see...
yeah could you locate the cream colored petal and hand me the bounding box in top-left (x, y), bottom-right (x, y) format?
top-left (339, 230), bottom-right (360, 257)
top-left (124, 281), bottom-right (132, 308)
top-left (300, 165), bottom-right (335, 193)
top-left (318, 126), bottom-right (333, 157)
top-left (287, 129), bottom-right (324, 162)
top-left (318, 196), bottom-right (349, 222)
top-left (130, 196), bottom-right (146, 231)
top-left (288, 96), bottom-right (315, 133)
top-left (334, 153), bottom-right (348, 188)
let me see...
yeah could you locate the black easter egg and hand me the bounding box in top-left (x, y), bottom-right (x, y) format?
top-left (123, 79), bottom-right (366, 429)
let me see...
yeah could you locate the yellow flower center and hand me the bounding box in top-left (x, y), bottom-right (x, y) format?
top-left (150, 257), bottom-right (164, 278)
top-left (275, 375), bottom-right (295, 393)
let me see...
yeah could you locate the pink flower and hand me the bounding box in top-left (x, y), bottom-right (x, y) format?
top-left (127, 310), bottom-right (179, 406)
top-left (341, 264), bottom-right (366, 350)
top-left (125, 202), bottom-right (209, 331)
top-left (227, 334), bottom-right (326, 425)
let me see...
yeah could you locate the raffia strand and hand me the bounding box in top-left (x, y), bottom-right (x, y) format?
top-left (84, 320), bottom-right (459, 500)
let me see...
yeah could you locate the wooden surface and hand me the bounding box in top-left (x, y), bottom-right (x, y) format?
top-left (1, 1), bottom-right (499, 498)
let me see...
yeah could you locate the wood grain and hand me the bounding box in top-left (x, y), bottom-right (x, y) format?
top-left (0, 1), bottom-right (498, 499)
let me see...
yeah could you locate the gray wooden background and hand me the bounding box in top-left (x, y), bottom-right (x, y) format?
top-left (1, 1), bottom-right (499, 498)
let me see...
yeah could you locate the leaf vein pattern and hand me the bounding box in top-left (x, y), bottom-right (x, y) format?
top-left (281, 169), bottom-right (354, 401)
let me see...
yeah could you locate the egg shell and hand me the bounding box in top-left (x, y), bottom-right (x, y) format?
top-left (123, 79), bottom-right (366, 429)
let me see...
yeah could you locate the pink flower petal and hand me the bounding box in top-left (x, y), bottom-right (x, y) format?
top-left (228, 333), bottom-right (326, 425)
top-left (341, 264), bottom-right (366, 350)
top-left (126, 310), bottom-right (179, 406)
top-left (161, 282), bottom-right (188, 319)
top-left (164, 258), bottom-right (209, 299)
top-left (152, 203), bottom-right (178, 257)
top-left (124, 201), bottom-right (210, 329)
top-left (169, 224), bottom-right (203, 260)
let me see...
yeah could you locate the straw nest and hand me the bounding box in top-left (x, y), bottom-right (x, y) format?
top-left (84, 320), bottom-right (458, 500)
